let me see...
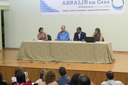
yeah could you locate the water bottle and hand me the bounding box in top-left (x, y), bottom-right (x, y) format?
top-left (70, 39), bottom-right (72, 42)
top-left (82, 39), bottom-right (84, 42)
top-left (33, 39), bottom-right (35, 41)
top-left (55, 39), bottom-right (57, 41)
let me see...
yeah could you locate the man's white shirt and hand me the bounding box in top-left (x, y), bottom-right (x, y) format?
top-left (78, 32), bottom-right (81, 39)
top-left (101, 80), bottom-right (124, 85)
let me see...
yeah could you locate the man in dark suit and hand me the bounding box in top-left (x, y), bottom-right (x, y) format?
top-left (73, 27), bottom-right (86, 41)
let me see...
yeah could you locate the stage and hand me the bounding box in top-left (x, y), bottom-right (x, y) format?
top-left (0, 49), bottom-right (128, 85)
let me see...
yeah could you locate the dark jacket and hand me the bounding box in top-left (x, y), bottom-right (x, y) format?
top-left (73, 32), bottom-right (86, 41)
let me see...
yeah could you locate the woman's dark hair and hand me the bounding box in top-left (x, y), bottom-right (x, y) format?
top-left (15, 66), bottom-right (23, 77)
top-left (40, 69), bottom-right (47, 80)
top-left (38, 27), bottom-right (44, 32)
top-left (70, 73), bottom-right (80, 85)
top-left (16, 71), bottom-right (26, 84)
top-left (0, 72), bottom-right (3, 85)
top-left (78, 74), bottom-right (90, 85)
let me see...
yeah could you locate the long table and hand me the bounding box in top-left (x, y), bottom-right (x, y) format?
top-left (17, 41), bottom-right (115, 64)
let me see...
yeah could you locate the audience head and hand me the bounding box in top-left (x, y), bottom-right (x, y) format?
top-left (15, 66), bottom-right (23, 77)
top-left (43, 69), bottom-right (57, 84)
top-left (77, 27), bottom-right (82, 33)
top-left (70, 73), bottom-right (81, 85)
top-left (106, 71), bottom-right (114, 80)
top-left (0, 72), bottom-right (3, 85)
top-left (78, 74), bottom-right (91, 85)
top-left (40, 69), bottom-right (47, 80)
top-left (16, 71), bottom-right (26, 84)
top-left (59, 66), bottom-right (67, 76)
top-left (61, 25), bottom-right (66, 32)
top-left (39, 27), bottom-right (44, 33)
top-left (95, 28), bottom-right (101, 37)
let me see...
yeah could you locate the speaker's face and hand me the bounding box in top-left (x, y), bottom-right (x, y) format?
top-left (61, 26), bottom-right (66, 32)
top-left (77, 28), bottom-right (81, 33)
top-left (40, 29), bottom-right (44, 33)
top-left (95, 30), bottom-right (98, 34)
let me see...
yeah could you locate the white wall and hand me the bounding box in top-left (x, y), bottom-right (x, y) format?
top-left (4, 0), bottom-right (128, 51)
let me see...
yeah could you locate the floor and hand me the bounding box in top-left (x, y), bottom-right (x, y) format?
top-left (0, 49), bottom-right (128, 85)
top-left (0, 49), bottom-right (128, 73)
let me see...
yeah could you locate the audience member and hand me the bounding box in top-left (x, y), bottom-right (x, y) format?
top-left (13, 71), bottom-right (32, 85)
top-left (101, 71), bottom-right (124, 85)
top-left (11, 66), bottom-right (23, 83)
top-left (38, 69), bottom-right (58, 85)
top-left (78, 74), bottom-right (91, 85)
top-left (0, 72), bottom-right (8, 85)
top-left (35, 69), bottom-right (46, 83)
top-left (70, 73), bottom-right (80, 85)
top-left (57, 67), bottom-right (71, 85)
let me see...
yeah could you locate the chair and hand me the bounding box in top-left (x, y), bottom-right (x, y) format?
top-left (12, 82), bottom-right (16, 85)
top-left (2, 81), bottom-right (8, 85)
top-left (33, 83), bottom-right (38, 85)
top-left (47, 34), bottom-right (52, 41)
top-left (102, 37), bottom-right (105, 41)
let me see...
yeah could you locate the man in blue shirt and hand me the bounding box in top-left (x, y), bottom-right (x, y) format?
top-left (57, 67), bottom-right (71, 85)
top-left (57, 25), bottom-right (69, 41)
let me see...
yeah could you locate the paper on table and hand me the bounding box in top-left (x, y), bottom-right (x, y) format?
top-left (38, 40), bottom-right (44, 42)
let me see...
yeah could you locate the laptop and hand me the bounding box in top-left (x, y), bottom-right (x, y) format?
top-left (86, 37), bottom-right (95, 42)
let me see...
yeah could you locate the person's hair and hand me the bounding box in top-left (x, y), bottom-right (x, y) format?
top-left (106, 71), bottom-right (114, 79)
top-left (43, 69), bottom-right (57, 84)
top-left (95, 28), bottom-right (101, 38)
top-left (15, 67), bottom-right (23, 77)
top-left (61, 25), bottom-right (66, 28)
top-left (70, 73), bottom-right (81, 85)
top-left (78, 74), bottom-right (91, 85)
top-left (16, 71), bottom-right (26, 84)
top-left (77, 27), bottom-right (82, 31)
top-left (59, 67), bottom-right (66, 76)
top-left (40, 69), bottom-right (47, 80)
top-left (38, 27), bottom-right (44, 32)
top-left (0, 72), bottom-right (3, 85)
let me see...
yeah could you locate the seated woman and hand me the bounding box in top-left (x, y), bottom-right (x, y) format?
top-left (0, 72), bottom-right (8, 85)
top-left (70, 73), bottom-right (80, 85)
top-left (13, 71), bottom-right (32, 85)
top-left (35, 69), bottom-right (47, 83)
top-left (37, 27), bottom-right (48, 41)
top-left (11, 66), bottom-right (24, 83)
top-left (92, 28), bottom-right (104, 42)
top-left (38, 69), bottom-right (58, 85)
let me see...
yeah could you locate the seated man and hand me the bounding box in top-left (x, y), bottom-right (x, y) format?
top-left (56, 67), bottom-right (71, 85)
top-left (101, 71), bottom-right (124, 85)
top-left (73, 27), bottom-right (86, 41)
top-left (57, 25), bottom-right (69, 41)
top-left (78, 74), bottom-right (91, 85)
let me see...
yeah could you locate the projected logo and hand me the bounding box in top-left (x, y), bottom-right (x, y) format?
top-left (40, 0), bottom-right (59, 12)
top-left (112, 0), bottom-right (124, 10)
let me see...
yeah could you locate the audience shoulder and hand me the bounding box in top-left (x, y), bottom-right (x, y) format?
top-left (115, 81), bottom-right (124, 84)
top-left (101, 81), bottom-right (106, 85)
top-left (53, 81), bottom-right (58, 85)
top-left (38, 81), bottom-right (44, 85)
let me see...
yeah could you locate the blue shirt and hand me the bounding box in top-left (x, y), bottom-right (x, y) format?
top-left (57, 31), bottom-right (69, 41)
top-left (56, 76), bottom-right (71, 85)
